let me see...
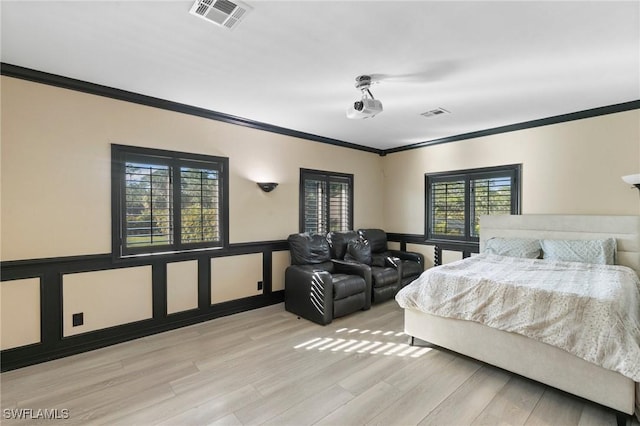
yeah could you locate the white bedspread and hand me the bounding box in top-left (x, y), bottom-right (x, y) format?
top-left (395, 253), bottom-right (640, 381)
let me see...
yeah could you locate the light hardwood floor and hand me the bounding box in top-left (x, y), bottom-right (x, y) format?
top-left (2, 300), bottom-right (638, 426)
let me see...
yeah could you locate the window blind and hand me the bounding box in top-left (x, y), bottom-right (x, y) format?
top-left (180, 167), bottom-right (221, 244)
top-left (430, 180), bottom-right (465, 237)
top-left (300, 170), bottom-right (353, 234)
top-left (114, 145), bottom-right (228, 257)
top-left (124, 162), bottom-right (173, 248)
top-left (328, 177), bottom-right (350, 232)
top-left (425, 164), bottom-right (521, 243)
top-left (470, 176), bottom-right (512, 237)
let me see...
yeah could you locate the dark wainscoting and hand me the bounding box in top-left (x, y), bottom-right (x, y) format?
top-left (0, 241), bottom-right (288, 372)
top-left (387, 233), bottom-right (479, 266)
top-left (2, 234), bottom-right (480, 371)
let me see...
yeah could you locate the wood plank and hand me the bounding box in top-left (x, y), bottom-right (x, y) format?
top-left (471, 375), bottom-right (545, 426)
top-left (233, 351), bottom-right (382, 424)
top-left (524, 388), bottom-right (584, 426)
top-left (0, 301), bottom-right (625, 426)
top-left (207, 413), bottom-right (243, 426)
top-left (417, 365), bottom-right (512, 425)
top-left (261, 384), bottom-right (354, 426)
top-left (157, 384), bottom-right (262, 426)
top-left (577, 403), bottom-right (617, 426)
top-left (23, 361), bottom-right (198, 421)
top-left (72, 383), bottom-right (176, 425)
top-left (367, 356), bottom-right (483, 426)
top-left (314, 381), bottom-right (405, 425)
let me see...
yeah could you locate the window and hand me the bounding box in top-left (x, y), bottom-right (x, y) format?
top-left (112, 145), bottom-right (229, 257)
top-left (425, 164), bottom-right (521, 243)
top-left (300, 169), bottom-right (353, 234)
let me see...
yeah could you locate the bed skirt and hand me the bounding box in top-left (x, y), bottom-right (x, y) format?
top-left (403, 308), bottom-right (637, 417)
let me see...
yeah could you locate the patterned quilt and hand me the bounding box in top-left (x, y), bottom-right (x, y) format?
top-left (395, 253), bottom-right (640, 381)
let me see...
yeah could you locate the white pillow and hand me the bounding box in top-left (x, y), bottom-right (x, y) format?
top-left (540, 238), bottom-right (617, 265)
top-left (484, 237), bottom-right (541, 259)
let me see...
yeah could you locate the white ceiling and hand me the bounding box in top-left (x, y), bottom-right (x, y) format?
top-left (1, 1), bottom-right (639, 151)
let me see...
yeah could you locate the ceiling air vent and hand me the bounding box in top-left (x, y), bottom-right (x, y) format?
top-left (189, 0), bottom-right (252, 30)
top-left (420, 108), bottom-right (450, 118)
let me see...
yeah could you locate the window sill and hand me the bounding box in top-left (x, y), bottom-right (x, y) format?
top-left (424, 239), bottom-right (479, 252)
top-left (116, 246), bottom-right (225, 262)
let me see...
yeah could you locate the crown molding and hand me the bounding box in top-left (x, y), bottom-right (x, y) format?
top-left (0, 63), bottom-right (382, 155)
top-left (3, 63), bottom-right (638, 157)
top-left (383, 100), bottom-right (640, 155)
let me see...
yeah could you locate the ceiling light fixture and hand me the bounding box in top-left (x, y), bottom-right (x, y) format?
top-left (346, 75), bottom-right (383, 119)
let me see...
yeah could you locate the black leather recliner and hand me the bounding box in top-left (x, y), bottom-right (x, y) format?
top-left (285, 233), bottom-right (372, 325)
top-left (328, 230), bottom-right (402, 304)
top-left (358, 228), bottom-right (425, 288)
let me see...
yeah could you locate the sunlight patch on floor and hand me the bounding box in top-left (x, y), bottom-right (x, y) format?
top-left (294, 328), bottom-right (431, 358)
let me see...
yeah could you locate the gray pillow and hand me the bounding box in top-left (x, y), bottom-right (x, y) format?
top-left (540, 238), bottom-right (617, 265)
top-left (484, 237), bottom-right (541, 259)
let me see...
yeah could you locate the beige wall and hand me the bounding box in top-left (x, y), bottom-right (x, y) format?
top-left (4, 76), bottom-right (636, 261)
top-left (1, 75), bottom-right (639, 351)
top-left (0, 76), bottom-right (384, 261)
top-left (211, 253), bottom-right (262, 304)
top-left (62, 266), bottom-right (153, 337)
top-left (0, 278), bottom-right (41, 350)
top-left (382, 110), bottom-right (640, 234)
top-left (0, 76), bottom-right (384, 350)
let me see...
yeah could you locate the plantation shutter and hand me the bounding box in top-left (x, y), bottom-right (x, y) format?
top-left (124, 162), bottom-right (173, 249)
top-left (115, 145), bottom-right (228, 257)
top-left (303, 176), bottom-right (327, 234)
top-left (430, 179), bottom-right (465, 238)
top-left (180, 166), bottom-right (221, 244)
top-left (470, 175), bottom-right (513, 237)
top-left (426, 165), bottom-right (520, 243)
top-left (300, 170), bottom-right (353, 234)
top-left (328, 176), bottom-right (351, 232)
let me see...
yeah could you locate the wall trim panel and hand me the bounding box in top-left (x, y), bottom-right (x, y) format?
top-left (1, 292), bottom-right (284, 372)
top-left (387, 233), bottom-right (479, 267)
top-left (0, 240), bottom-right (288, 371)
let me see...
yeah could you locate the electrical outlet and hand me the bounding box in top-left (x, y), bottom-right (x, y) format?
top-left (257, 281), bottom-right (263, 291)
top-left (72, 312), bottom-right (84, 327)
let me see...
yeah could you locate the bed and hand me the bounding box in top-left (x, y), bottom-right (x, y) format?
top-left (395, 215), bottom-right (640, 421)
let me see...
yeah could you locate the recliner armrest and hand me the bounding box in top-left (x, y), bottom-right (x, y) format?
top-left (332, 259), bottom-right (370, 278)
top-left (385, 256), bottom-right (403, 287)
top-left (285, 265), bottom-right (333, 325)
top-left (388, 250), bottom-right (425, 268)
top-left (385, 256), bottom-right (401, 269)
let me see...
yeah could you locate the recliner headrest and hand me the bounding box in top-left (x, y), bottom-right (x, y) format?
top-left (344, 239), bottom-right (372, 265)
top-left (327, 230), bottom-right (359, 260)
top-left (358, 229), bottom-right (388, 253)
top-left (287, 233), bottom-right (331, 265)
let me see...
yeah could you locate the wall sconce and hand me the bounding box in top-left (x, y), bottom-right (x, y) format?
top-left (622, 174), bottom-right (640, 190)
top-left (257, 182), bottom-right (278, 192)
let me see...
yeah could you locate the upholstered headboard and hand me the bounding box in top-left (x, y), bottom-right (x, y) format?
top-left (480, 215), bottom-right (640, 276)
